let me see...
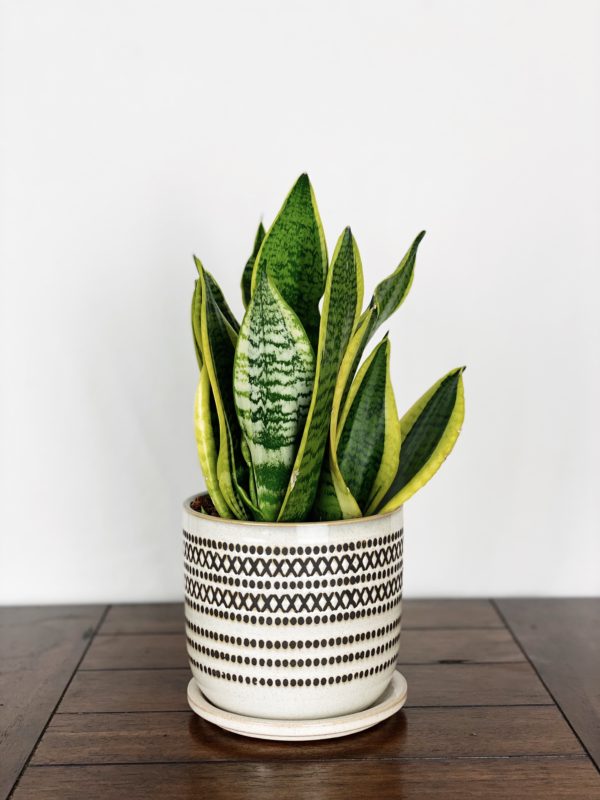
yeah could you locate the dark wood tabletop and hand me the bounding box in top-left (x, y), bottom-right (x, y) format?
top-left (1, 599), bottom-right (599, 799)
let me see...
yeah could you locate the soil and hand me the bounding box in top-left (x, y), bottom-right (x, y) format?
top-left (190, 493), bottom-right (220, 517)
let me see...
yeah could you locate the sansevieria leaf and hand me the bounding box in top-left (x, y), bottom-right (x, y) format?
top-left (233, 267), bottom-right (316, 521)
top-left (312, 311), bottom-right (374, 520)
top-left (251, 173), bottom-right (327, 350)
top-left (314, 231), bottom-right (426, 519)
top-left (278, 227), bottom-right (363, 521)
top-left (204, 270), bottom-right (239, 335)
top-left (312, 462), bottom-right (342, 521)
top-left (191, 279), bottom-right (203, 369)
top-left (241, 222), bottom-right (266, 308)
top-left (190, 176), bottom-right (465, 523)
top-left (195, 259), bottom-right (249, 519)
top-left (340, 231), bottom-right (425, 408)
top-left (377, 367), bottom-right (465, 513)
top-left (194, 365), bottom-right (231, 518)
top-left (335, 336), bottom-right (400, 513)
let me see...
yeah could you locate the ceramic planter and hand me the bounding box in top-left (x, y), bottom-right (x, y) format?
top-left (183, 494), bottom-right (404, 721)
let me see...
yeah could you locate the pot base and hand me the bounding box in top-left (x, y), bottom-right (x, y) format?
top-left (187, 671), bottom-right (407, 741)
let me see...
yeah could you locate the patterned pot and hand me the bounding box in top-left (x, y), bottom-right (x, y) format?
top-left (183, 494), bottom-right (404, 720)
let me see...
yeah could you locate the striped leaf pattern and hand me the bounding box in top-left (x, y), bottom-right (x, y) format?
top-left (312, 312), bottom-right (373, 520)
top-left (340, 231), bottom-right (425, 408)
top-left (196, 260), bottom-right (249, 519)
top-left (377, 368), bottom-right (465, 513)
top-left (241, 222), bottom-right (266, 309)
top-left (190, 174), bottom-right (464, 521)
top-left (251, 174), bottom-right (327, 351)
top-left (204, 271), bottom-right (239, 335)
top-left (336, 337), bottom-right (400, 514)
top-left (312, 461), bottom-right (342, 521)
top-left (362, 344), bottom-right (402, 515)
top-left (233, 267), bottom-right (316, 521)
top-left (194, 366), bottom-right (231, 518)
top-left (278, 228), bottom-right (363, 521)
top-left (191, 279), bottom-right (203, 369)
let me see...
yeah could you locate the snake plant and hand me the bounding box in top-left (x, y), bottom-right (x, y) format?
top-left (191, 174), bottom-right (465, 522)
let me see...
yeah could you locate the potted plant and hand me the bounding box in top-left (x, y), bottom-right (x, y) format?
top-left (184, 174), bottom-right (464, 737)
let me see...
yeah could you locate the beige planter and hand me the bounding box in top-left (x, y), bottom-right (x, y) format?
top-left (183, 494), bottom-right (404, 721)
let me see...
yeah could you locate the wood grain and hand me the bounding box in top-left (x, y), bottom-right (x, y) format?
top-left (400, 663), bottom-right (551, 706)
top-left (0, 605), bottom-right (106, 800)
top-left (99, 604), bottom-right (183, 635)
top-left (80, 628), bottom-right (523, 671)
top-left (81, 633), bottom-right (187, 670)
top-left (13, 758), bottom-right (600, 800)
top-left (6, 600), bottom-right (599, 799)
top-left (58, 669), bottom-right (190, 713)
top-left (399, 628), bottom-right (523, 663)
top-left (497, 598), bottom-right (600, 770)
top-left (402, 599), bottom-right (503, 629)
top-left (58, 662), bottom-right (550, 714)
top-left (32, 706), bottom-right (583, 765)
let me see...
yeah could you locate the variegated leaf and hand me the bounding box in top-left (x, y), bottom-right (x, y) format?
top-left (240, 435), bottom-right (258, 508)
top-left (191, 279), bottom-right (203, 369)
top-left (233, 267), bottom-right (316, 521)
top-left (194, 366), bottom-right (231, 518)
top-left (363, 346), bottom-right (401, 515)
top-left (311, 312), bottom-right (373, 519)
top-left (340, 231), bottom-right (425, 409)
top-left (194, 258), bottom-right (240, 335)
top-left (377, 367), bottom-right (465, 513)
top-left (312, 461), bottom-right (342, 521)
top-left (241, 222), bottom-right (266, 308)
top-left (196, 259), bottom-right (249, 519)
top-left (251, 173), bottom-right (327, 350)
top-left (278, 227), bottom-right (363, 521)
top-left (335, 337), bottom-right (400, 513)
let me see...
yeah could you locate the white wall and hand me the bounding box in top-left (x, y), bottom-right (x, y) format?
top-left (1, 0), bottom-right (599, 603)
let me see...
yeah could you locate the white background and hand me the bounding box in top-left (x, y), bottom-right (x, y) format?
top-left (1, 0), bottom-right (599, 603)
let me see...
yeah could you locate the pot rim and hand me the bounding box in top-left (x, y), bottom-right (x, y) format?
top-left (183, 493), bottom-right (402, 528)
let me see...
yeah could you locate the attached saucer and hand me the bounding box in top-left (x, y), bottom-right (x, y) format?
top-left (187, 671), bottom-right (407, 741)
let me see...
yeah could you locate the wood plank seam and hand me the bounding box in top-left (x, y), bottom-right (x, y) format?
top-left (12, 601), bottom-right (599, 799)
top-left (13, 758), bottom-right (600, 800)
top-left (23, 754), bottom-right (591, 768)
top-left (8, 605), bottom-right (112, 800)
top-left (492, 600), bottom-right (600, 776)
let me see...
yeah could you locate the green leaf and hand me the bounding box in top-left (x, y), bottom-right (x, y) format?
top-left (312, 312), bottom-right (373, 519)
top-left (194, 259), bottom-right (239, 334)
top-left (234, 267), bottom-right (316, 521)
top-left (340, 231), bottom-right (425, 409)
top-left (377, 367), bottom-right (465, 513)
top-left (364, 345), bottom-right (401, 515)
top-left (336, 337), bottom-right (400, 513)
top-left (240, 435), bottom-right (258, 508)
top-left (191, 279), bottom-right (203, 369)
top-left (278, 227), bottom-right (363, 521)
top-left (251, 173), bottom-right (327, 350)
top-left (196, 259), bottom-right (249, 519)
top-left (372, 231), bottom-right (425, 322)
top-left (194, 366), bottom-right (231, 518)
top-left (241, 222), bottom-right (266, 308)
top-left (312, 461), bottom-right (342, 521)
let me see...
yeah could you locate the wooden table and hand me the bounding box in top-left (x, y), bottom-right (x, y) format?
top-left (1, 600), bottom-right (599, 799)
